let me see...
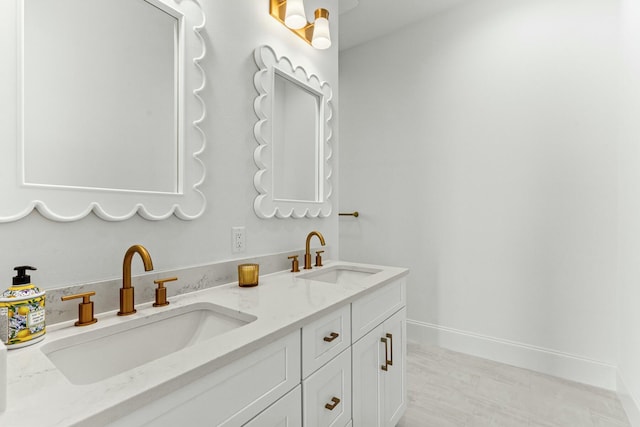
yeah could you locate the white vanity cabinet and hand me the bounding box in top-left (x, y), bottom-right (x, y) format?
top-left (352, 279), bottom-right (407, 427)
top-left (105, 274), bottom-right (405, 427)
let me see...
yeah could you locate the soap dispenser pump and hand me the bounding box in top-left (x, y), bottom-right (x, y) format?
top-left (0, 266), bottom-right (46, 348)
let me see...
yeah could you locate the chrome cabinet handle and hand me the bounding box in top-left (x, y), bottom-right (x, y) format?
top-left (386, 333), bottom-right (393, 366)
top-left (381, 337), bottom-right (389, 371)
top-left (324, 332), bottom-right (340, 342)
top-left (325, 396), bottom-right (341, 410)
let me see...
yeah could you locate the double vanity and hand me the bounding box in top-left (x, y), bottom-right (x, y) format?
top-left (0, 260), bottom-right (408, 426)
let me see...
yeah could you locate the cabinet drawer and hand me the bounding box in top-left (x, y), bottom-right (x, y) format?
top-left (303, 348), bottom-right (352, 427)
top-left (351, 278), bottom-right (405, 342)
top-left (302, 304), bottom-right (351, 378)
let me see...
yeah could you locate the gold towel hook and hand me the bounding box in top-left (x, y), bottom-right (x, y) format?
top-left (339, 211), bottom-right (359, 217)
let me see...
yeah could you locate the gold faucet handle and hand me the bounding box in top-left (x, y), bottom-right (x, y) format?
top-left (153, 277), bottom-right (178, 307)
top-left (288, 255), bottom-right (300, 272)
top-left (315, 250), bottom-right (325, 267)
top-left (61, 291), bottom-right (98, 327)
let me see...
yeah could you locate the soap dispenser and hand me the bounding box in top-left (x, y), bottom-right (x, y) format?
top-left (0, 266), bottom-right (46, 348)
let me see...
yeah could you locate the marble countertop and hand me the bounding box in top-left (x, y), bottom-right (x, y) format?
top-left (0, 260), bottom-right (408, 426)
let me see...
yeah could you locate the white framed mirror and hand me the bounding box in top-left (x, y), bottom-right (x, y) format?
top-left (0, 0), bottom-right (206, 222)
top-left (253, 45), bottom-right (333, 219)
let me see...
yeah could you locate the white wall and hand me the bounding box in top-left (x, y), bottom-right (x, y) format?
top-left (618, 0), bottom-right (640, 423)
top-left (340, 0), bottom-right (620, 389)
top-left (0, 0), bottom-right (339, 288)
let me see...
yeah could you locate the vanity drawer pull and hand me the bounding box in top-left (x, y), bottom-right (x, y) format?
top-left (325, 396), bottom-right (341, 410)
top-left (323, 332), bottom-right (340, 342)
top-left (381, 337), bottom-right (389, 371)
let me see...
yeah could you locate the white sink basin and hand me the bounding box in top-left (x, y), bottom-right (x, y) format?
top-left (298, 265), bottom-right (382, 284)
top-left (41, 303), bottom-right (256, 385)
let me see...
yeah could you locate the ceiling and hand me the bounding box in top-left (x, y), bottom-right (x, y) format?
top-left (338, 0), bottom-right (469, 51)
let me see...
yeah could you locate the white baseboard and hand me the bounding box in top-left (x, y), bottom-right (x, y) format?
top-left (618, 372), bottom-right (640, 427)
top-left (407, 319), bottom-right (617, 390)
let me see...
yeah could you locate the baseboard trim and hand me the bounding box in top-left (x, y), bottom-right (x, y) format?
top-left (407, 319), bottom-right (617, 390)
top-left (618, 371), bottom-right (640, 427)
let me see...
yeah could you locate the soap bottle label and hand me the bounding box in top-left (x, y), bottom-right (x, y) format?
top-left (0, 308), bottom-right (7, 344)
top-left (0, 295), bottom-right (46, 346)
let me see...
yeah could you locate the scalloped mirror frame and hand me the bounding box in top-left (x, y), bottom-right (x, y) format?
top-left (253, 45), bottom-right (333, 219)
top-left (0, 0), bottom-right (206, 222)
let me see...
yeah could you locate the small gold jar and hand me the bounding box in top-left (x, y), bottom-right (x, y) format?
top-left (238, 264), bottom-right (259, 287)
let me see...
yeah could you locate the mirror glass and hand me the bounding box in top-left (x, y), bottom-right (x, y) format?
top-left (253, 45), bottom-right (333, 219)
top-left (272, 71), bottom-right (320, 202)
top-left (0, 0), bottom-right (206, 221)
top-left (23, 0), bottom-right (179, 193)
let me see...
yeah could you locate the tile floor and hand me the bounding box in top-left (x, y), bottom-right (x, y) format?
top-left (398, 343), bottom-right (631, 427)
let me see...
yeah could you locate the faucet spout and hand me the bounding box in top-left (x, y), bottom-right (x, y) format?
top-left (304, 231), bottom-right (326, 269)
top-left (119, 244), bottom-right (154, 316)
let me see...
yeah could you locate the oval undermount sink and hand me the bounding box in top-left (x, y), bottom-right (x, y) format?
top-left (298, 265), bottom-right (382, 284)
top-left (41, 302), bottom-right (256, 385)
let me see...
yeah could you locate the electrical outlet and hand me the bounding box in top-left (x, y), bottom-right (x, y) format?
top-left (232, 226), bottom-right (246, 253)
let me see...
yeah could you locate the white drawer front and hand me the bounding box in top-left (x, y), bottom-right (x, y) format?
top-left (351, 278), bottom-right (405, 342)
top-left (302, 304), bottom-right (351, 378)
top-left (303, 348), bottom-right (352, 427)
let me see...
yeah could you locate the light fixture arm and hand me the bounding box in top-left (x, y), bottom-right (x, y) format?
top-left (269, 0), bottom-right (331, 49)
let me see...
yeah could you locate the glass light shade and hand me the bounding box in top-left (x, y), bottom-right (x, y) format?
top-left (284, 0), bottom-right (307, 29)
top-left (311, 15), bottom-right (331, 49)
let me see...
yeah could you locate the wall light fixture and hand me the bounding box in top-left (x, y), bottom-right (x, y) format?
top-left (269, 0), bottom-right (332, 50)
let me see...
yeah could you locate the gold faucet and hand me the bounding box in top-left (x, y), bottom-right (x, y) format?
top-left (118, 244), bottom-right (154, 316)
top-left (304, 231), bottom-right (326, 269)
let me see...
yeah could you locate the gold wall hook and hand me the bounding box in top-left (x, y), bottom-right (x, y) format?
top-left (339, 211), bottom-right (359, 217)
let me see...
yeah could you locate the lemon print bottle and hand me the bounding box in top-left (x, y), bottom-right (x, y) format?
top-left (0, 266), bottom-right (46, 348)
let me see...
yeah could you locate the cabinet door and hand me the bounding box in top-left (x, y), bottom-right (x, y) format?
top-left (352, 308), bottom-right (406, 427)
top-left (382, 308), bottom-right (406, 427)
top-left (352, 323), bottom-right (384, 427)
top-left (243, 385), bottom-right (301, 427)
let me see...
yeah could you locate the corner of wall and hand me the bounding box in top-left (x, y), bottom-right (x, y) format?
top-left (618, 371), bottom-right (640, 427)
